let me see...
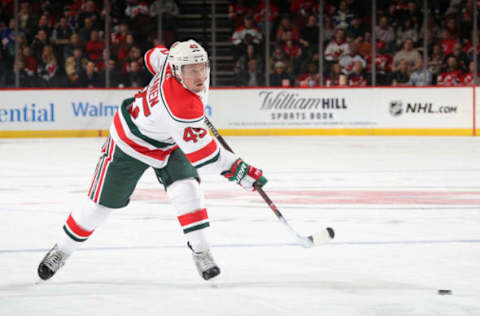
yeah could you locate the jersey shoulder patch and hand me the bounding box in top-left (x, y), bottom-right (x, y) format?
top-left (160, 66), bottom-right (204, 123)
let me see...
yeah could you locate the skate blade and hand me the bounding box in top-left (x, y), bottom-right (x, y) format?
top-left (35, 278), bottom-right (46, 285)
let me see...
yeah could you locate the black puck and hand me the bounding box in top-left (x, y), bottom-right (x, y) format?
top-left (437, 289), bottom-right (452, 295)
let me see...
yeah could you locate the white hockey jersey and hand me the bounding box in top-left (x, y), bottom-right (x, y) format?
top-left (109, 45), bottom-right (237, 174)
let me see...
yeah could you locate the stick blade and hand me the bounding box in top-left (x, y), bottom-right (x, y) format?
top-left (308, 227), bottom-right (335, 246)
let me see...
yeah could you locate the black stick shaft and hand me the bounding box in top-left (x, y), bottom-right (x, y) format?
top-left (204, 117), bottom-right (286, 220)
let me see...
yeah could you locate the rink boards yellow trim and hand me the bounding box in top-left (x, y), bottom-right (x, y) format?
top-left (0, 130), bottom-right (110, 138)
top-left (217, 128), bottom-right (473, 136)
top-left (0, 128), bottom-right (474, 138)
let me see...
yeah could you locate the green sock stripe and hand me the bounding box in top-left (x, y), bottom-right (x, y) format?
top-left (183, 222), bottom-right (210, 234)
top-left (63, 225), bottom-right (88, 242)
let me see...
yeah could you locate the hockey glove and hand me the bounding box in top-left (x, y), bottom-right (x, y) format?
top-left (222, 158), bottom-right (267, 191)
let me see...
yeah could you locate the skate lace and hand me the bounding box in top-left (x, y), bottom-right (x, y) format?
top-left (44, 250), bottom-right (66, 270)
top-left (194, 251), bottom-right (216, 271)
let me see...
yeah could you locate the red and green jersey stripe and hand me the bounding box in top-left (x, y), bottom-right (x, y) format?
top-left (88, 136), bottom-right (115, 202)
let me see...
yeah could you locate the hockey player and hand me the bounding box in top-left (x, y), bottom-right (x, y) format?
top-left (37, 39), bottom-right (267, 281)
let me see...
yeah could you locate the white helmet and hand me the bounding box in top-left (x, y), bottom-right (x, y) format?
top-left (168, 39), bottom-right (209, 78)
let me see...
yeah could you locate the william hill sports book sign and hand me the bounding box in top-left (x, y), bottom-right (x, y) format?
top-left (0, 87), bottom-right (476, 137)
top-left (208, 87), bottom-right (473, 135)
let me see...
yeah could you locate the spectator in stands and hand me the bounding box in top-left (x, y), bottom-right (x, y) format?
top-left (464, 32), bottom-right (480, 57)
top-left (125, 0), bottom-right (149, 20)
top-left (275, 16), bottom-right (300, 42)
top-left (408, 57), bottom-right (432, 86)
top-left (374, 16), bottom-right (395, 50)
top-left (270, 61), bottom-right (293, 87)
top-left (438, 29), bottom-right (457, 56)
top-left (36, 15), bottom-right (53, 38)
top-left (2, 18), bottom-right (23, 61)
top-left (326, 63), bottom-right (343, 86)
top-left (235, 59), bottom-right (265, 87)
top-left (347, 15), bottom-right (364, 41)
top-left (85, 29), bottom-right (105, 63)
top-left (347, 61), bottom-right (368, 86)
top-left (118, 33), bottom-right (135, 62)
top-left (367, 41), bottom-right (392, 85)
top-left (228, 0), bottom-right (251, 28)
top-left (385, 4), bottom-right (400, 30)
top-left (122, 45), bottom-right (143, 73)
top-left (125, 0), bottom-right (152, 46)
top-left (339, 42), bottom-right (365, 76)
top-left (18, 2), bottom-right (36, 36)
top-left (299, 15), bottom-right (319, 52)
top-left (408, 1), bottom-right (422, 26)
top-left (65, 47), bottom-right (88, 78)
top-left (393, 39), bottom-right (421, 73)
top-left (150, 0), bottom-right (179, 44)
top-left (37, 45), bottom-right (58, 84)
top-left (111, 21), bottom-right (129, 47)
top-left (281, 31), bottom-right (302, 70)
top-left (13, 58), bottom-right (36, 87)
top-left (391, 59), bottom-right (410, 86)
top-left (437, 56), bottom-right (462, 86)
top-left (290, 0), bottom-right (318, 19)
top-left (460, 61), bottom-right (475, 85)
top-left (444, 16), bottom-right (458, 39)
top-left (52, 17), bottom-right (74, 48)
top-left (31, 29), bottom-right (49, 62)
top-left (269, 46), bottom-right (293, 74)
top-left (235, 43), bottom-right (264, 74)
top-left (447, 42), bottom-right (469, 73)
top-left (232, 15), bottom-right (262, 59)
top-left (396, 19), bottom-right (418, 49)
top-left (427, 43), bottom-right (444, 81)
top-left (63, 5), bottom-right (79, 32)
top-left (333, 1), bottom-right (354, 29)
top-left (63, 33), bottom-right (84, 61)
top-left (78, 17), bottom-right (95, 44)
top-left (79, 60), bottom-right (101, 87)
top-left (78, 0), bottom-right (101, 29)
top-left (358, 31), bottom-right (372, 58)
top-left (124, 60), bottom-right (149, 87)
top-left (99, 59), bottom-right (125, 87)
top-left (22, 45), bottom-right (37, 76)
top-left (52, 16), bottom-right (74, 66)
top-left (295, 62), bottom-right (320, 87)
top-left (65, 71), bottom-right (83, 87)
top-left (253, 0), bottom-right (279, 32)
top-left (324, 28), bottom-right (349, 63)
top-left (459, 9), bottom-right (473, 43)
top-left (323, 17), bottom-right (336, 43)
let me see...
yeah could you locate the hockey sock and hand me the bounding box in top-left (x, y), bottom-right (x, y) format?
top-left (58, 199), bottom-right (113, 255)
top-left (167, 178), bottom-right (210, 253)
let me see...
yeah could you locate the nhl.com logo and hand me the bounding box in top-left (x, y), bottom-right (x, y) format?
top-left (389, 100), bottom-right (403, 116)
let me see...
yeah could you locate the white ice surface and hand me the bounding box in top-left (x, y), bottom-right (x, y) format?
top-left (1, 136), bottom-right (480, 316)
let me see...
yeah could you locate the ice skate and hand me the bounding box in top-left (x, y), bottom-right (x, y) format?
top-left (189, 243), bottom-right (220, 280)
top-left (37, 244), bottom-right (69, 281)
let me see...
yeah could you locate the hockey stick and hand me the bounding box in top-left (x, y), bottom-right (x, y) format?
top-left (204, 117), bottom-right (335, 247)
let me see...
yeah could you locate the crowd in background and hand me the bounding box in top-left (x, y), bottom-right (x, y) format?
top-left (0, 0), bottom-right (178, 88)
top-left (231, 0), bottom-right (478, 87)
top-left (0, 0), bottom-right (477, 88)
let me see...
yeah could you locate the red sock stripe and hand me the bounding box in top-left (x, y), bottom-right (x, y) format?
top-left (66, 214), bottom-right (93, 238)
top-left (178, 209), bottom-right (208, 226)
